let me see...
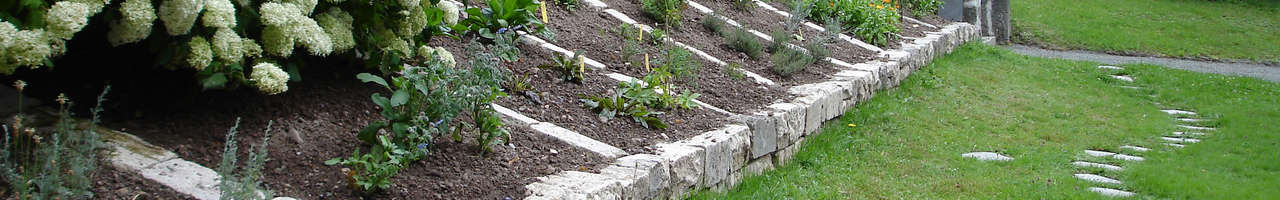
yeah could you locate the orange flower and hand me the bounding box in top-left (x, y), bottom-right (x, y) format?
top-left (876, 5), bottom-right (884, 9)
top-left (830, 1), bottom-right (834, 7)
top-left (882, 0), bottom-right (891, 3)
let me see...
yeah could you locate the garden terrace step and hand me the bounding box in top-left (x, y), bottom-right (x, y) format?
top-left (601, 9), bottom-right (778, 86)
top-left (902, 16), bottom-right (940, 29)
top-left (518, 19), bottom-right (981, 198)
top-left (687, 0), bottom-right (873, 77)
top-left (748, 0), bottom-right (885, 52)
top-left (492, 104), bottom-right (629, 159)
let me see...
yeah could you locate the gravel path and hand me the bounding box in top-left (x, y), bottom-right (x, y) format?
top-left (1006, 45), bottom-right (1280, 82)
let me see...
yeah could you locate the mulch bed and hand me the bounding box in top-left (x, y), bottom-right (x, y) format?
top-left (543, 5), bottom-right (787, 114)
top-left (760, 1), bottom-right (946, 49)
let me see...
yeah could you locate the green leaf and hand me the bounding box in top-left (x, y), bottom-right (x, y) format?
top-left (372, 93), bottom-right (391, 109)
top-left (287, 63), bottom-right (302, 82)
top-left (357, 73), bottom-right (390, 89)
top-left (324, 158), bottom-right (342, 165)
top-left (358, 121), bottom-right (386, 144)
top-left (201, 73), bottom-right (228, 90)
top-left (390, 89), bottom-right (410, 107)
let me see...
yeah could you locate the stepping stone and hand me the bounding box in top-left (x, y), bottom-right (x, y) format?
top-left (1177, 118), bottom-right (1206, 122)
top-left (1161, 109), bottom-right (1197, 115)
top-left (1161, 137), bottom-right (1201, 143)
top-left (1072, 161), bottom-right (1123, 171)
top-left (961, 152), bottom-right (1013, 161)
top-left (1084, 150), bottom-right (1144, 161)
top-left (1177, 125), bottom-right (1216, 131)
top-left (1089, 187), bottom-right (1136, 197)
top-left (1110, 75), bottom-right (1135, 82)
top-left (1166, 143), bottom-right (1185, 148)
top-left (1074, 173), bottom-right (1123, 184)
top-left (1172, 131), bottom-right (1207, 136)
top-left (1119, 145), bottom-right (1150, 152)
top-left (1119, 86), bottom-right (1144, 90)
top-left (1097, 65), bottom-right (1124, 70)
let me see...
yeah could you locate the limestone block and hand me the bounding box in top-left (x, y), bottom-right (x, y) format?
top-left (654, 143), bottom-right (704, 199)
top-left (140, 159), bottom-right (221, 200)
top-left (739, 115), bottom-right (777, 159)
top-left (682, 125), bottom-right (748, 187)
top-left (601, 154), bottom-right (671, 200)
top-left (528, 171), bottom-right (623, 199)
top-left (767, 103), bottom-right (805, 150)
top-left (772, 137), bottom-right (804, 167)
top-left (529, 122), bottom-right (628, 159)
top-left (743, 155), bottom-right (775, 177)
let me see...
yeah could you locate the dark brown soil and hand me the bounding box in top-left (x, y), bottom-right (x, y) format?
top-left (496, 66), bottom-right (728, 154)
top-left (92, 167), bottom-right (197, 200)
top-left (542, 5), bottom-right (786, 114)
top-left (696, 0), bottom-right (877, 86)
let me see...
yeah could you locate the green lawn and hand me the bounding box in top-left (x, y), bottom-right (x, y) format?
top-left (1012, 0), bottom-right (1280, 62)
top-left (691, 43), bottom-right (1280, 199)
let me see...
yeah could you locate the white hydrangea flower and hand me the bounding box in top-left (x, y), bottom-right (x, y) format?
top-left (261, 26), bottom-right (294, 57)
top-left (187, 36), bottom-right (213, 70)
top-left (250, 62), bottom-right (290, 95)
top-left (398, 7), bottom-right (429, 38)
top-left (71, 0), bottom-right (111, 13)
top-left (6, 29), bottom-right (53, 68)
top-left (108, 0), bottom-right (157, 46)
top-left (317, 8), bottom-right (355, 53)
top-left (284, 0), bottom-right (318, 15)
top-left (398, 0), bottom-right (420, 8)
top-left (211, 28), bottom-right (244, 63)
top-left (241, 38), bottom-right (263, 58)
top-left (159, 0), bottom-right (205, 35)
top-left (432, 47), bottom-right (455, 68)
top-left (202, 0), bottom-right (236, 28)
top-left (259, 2), bottom-right (300, 27)
top-left (45, 2), bottom-right (94, 41)
top-left (377, 28), bottom-right (412, 58)
top-left (287, 17), bottom-right (333, 56)
top-left (438, 0), bottom-right (460, 26)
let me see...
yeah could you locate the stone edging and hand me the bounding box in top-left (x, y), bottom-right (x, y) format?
top-left (522, 20), bottom-right (981, 199)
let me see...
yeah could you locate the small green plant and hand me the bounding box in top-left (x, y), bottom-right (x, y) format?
top-left (726, 28), bottom-right (765, 60)
top-left (642, 0), bottom-right (686, 28)
top-left (822, 17), bottom-right (845, 42)
top-left (732, 0), bottom-right (756, 12)
top-left (493, 31), bottom-right (522, 62)
top-left (805, 37), bottom-right (831, 59)
top-left (325, 135), bottom-right (411, 194)
top-left (216, 118), bottom-right (276, 200)
top-left (581, 85), bottom-right (668, 129)
top-left (657, 44), bottom-right (700, 82)
top-left (771, 45), bottom-right (817, 78)
top-left (2, 84), bottom-right (109, 200)
top-left (615, 24), bottom-right (648, 68)
top-left (538, 50), bottom-right (588, 83)
top-left (460, 0), bottom-right (551, 41)
top-left (768, 30), bottom-right (794, 53)
top-left (726, 62), bottom-right (746, 80)
top-left (552, 0), bottom-right (580, 11)
top-left (701, 16), bottom-right (729, 35)
top-left (649, 28), bottom-right (667, 45)
top-left (906, 0), bottom-right (943, 17)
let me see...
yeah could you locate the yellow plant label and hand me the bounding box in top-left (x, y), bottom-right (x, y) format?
top-left (579, 56), bottom-right (586, 72)
top-left (541, 3), bottom-right (549, 24)
top-left (644, 54), bottom-right (651, 72)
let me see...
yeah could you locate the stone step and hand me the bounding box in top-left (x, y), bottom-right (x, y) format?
top-left (492, 104), bottom-right (629, 159)
top-left (1161, 109), bottom-right (1197, 115)
top-left (1119, 86), bottom-right (1144, 90)
top-left (1084, 150), bottom-right (1144, 161)
top-left (1171, 131), bottom-right (1207, 136)
top-left (1166, 143), bottom-right (1186, 148)
top-left (961, 152), bottom-right (1013, 161)
top-left (1097, 65), bottom-right (1124, 70)
top-left (1074, 173), bottom-right (1123, 184)
top-left (1176, 118), bottom-right (1206, 123)
top-left (1119, 145), bottom-right (1149, 152)
top-left (1089, 187), bottom-right (1136, 197)
top-left (1177, 125), bottom-right (1216, 131)
top-left (1110, 75), bottom-right (1135, 82)
top-left (1161, 137), bottom-right (1201, 143)
top-left (1072, 161), bottom-right (1123, 171)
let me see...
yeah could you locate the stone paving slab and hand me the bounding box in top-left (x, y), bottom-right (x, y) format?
top-left (1111, 75), bottom-right (1135, 82)
top-left (1119, 145), bottom-right (1150, 152)
top-left (1072, 161), bottom-right (1123, 171)
top-left (1075, 173), bottom-right (1123, 184)
top-left (1089, 187), bottom-right (1136, 197)
top-left (961, 152), bottom-right (1014, 161)
top-left (1160, 109), bottom-right (1197, 115)
top-left (1177, 125), bottom-right (1216, 131)
top-left (1161, 136), bottom-right (1201, 143)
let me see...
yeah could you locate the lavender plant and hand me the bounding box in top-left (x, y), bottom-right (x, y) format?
top-left (2, 84), bottom-right (110, 200)
top-left (216, 118), bottom-right (276, 200)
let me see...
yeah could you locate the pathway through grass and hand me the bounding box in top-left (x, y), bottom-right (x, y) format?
top-left (691, 43), bottom-right (1280, 199)
top-left (1012, 0), bottom-right (1279, 62)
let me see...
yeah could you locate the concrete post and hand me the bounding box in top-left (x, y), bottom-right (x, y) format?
top-left (992, 0), bottom-right (1011, 44)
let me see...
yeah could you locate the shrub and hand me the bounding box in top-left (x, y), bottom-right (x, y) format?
top-left (538, 50), bottom-right (588, 84)
top-left (216, 118), bottom-right (276, 200)
top-left (772, 45), bottom-right (816, 77)
top-left (2, 83), bottom-right (109, 200)
top-left (726, 28), bottom-right (764, 60)
top-left (700, 16), bottom-right (729, 35)
top-left (460, 0), bottom-right (550, 41)
top-left (808, 0), bottom-right (902, 47)
top-left (768, 30), bottom-right (793, 53)
top-left (642, 0), bottom-right (686, 28)
top-left (905, 0), bottom-right (943, 17)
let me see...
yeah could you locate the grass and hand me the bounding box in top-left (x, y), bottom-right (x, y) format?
top-left (1012, 0), bottom-right (1280, 62)
top-left (691, 43), bottom-right (1280, 199)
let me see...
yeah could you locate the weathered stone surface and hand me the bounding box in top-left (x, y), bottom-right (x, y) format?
top-left (654, 143), bottom-right (704, 199)
top-left (743, 155), bottom-right (775, 177)
top-left (1097, 65), bottom-right (1124, 70)
top-left (580, 0), bottom-right (607, 9)
top-left (1074, 173), bottom-right (1122, 184)
top-left (1172, 131), bottom-right (1207, 136)
top-left (1176, 118), bottom-right (1206, 123)
top-left (772, 137), bottom-right (804, 167)
top-left (1111, 75), bottom-right (1135, 82)
top-left (1072, 161), bottom-right (1123, 171)
top-left (961, 152), bottom-right (1013, 161)
top-left (713, 170), bottom-right (745, 193)
top-left (1161, 109), bottom-right (1197, 115)
top-left (140, 159), bottom-right (221, 200)
top-left (1084, 150), bottom-right (1117, 157)
top-left (682, 125), bottom-right (749, 187)
top-left (527, 171), bottom-right (622, 199)
top-left (1089, 187), bottom-right (1136, 197)
top-left (101, 128), bottom-right (179, 172)
top-left (1120, 145), bottom-right (1150, 152)
top-left (601, 154), bottom-right (671, 200)
top-left (768, 103), bottom-right (805, 150)
top-left (790, 83), bottom-right (844, 135)
top-left (1166, 143), bottom-right (1185, 148)
top-left (1112, 154), bottom-right (1145, 161)
top-left (1177, 125), bottom-right (1216, 131)
top-left (1161, 136), bottom-right (1201, 143)
top-left (492, 103), bottom-right (538, 126)
top-left (529, 122), bottom-right (628, 159)
top-left (738, 115), bottom-right (777, 159)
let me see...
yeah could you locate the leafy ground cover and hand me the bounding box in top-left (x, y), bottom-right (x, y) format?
top-left (1012, 0), bottom-right (1280, 62)
top-left (692, 43), bottom-right (1280, 199)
